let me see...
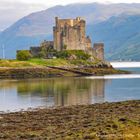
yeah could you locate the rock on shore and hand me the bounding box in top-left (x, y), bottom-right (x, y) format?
top-left (0, 100), bottom-right (139, 139)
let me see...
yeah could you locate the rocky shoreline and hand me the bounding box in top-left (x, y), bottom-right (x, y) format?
top-left (0, 100), bottom-right (139, 139)
top-left (0, 66), bottom-right (129, 79)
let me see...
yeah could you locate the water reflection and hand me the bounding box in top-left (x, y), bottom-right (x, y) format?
top-left (1, 66), bottom-right (140, 112)
top-left (0, 78), bottom-right (106, 111)
top-left (17, 78), bottom-right (105, 106)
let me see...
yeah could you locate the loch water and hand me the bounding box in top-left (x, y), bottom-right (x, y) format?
top-left (0, 62), bottom-right (140, 112)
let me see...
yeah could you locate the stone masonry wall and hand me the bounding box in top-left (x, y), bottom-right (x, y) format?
top-left (30, 47), bottom-right (41, 57)
top-left (93, 43), bottom-right (104, 60)
top-left (53, 17), bottom-right (92, 51)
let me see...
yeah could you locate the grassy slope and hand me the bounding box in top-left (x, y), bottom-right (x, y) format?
top-left (0, 59), bottom-right (67, 67)
top-left (29, 58), bottom-right (70, 67)
top-left (0, 58), bottom-right (102, 67)
top-left (0, 59), bottom-right (128, 78)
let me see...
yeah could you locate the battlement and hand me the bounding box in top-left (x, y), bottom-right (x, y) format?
top-left (55, 17), bottom-right (85, 28)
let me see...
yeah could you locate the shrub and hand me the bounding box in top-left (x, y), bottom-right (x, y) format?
top-left (16, 50), bottom-right (32, 61)
top-left (73, 50), bottom-right (91, 60)
top-left (36, 45), bottom-right (57, 58)
top-left (56, 50), bottom-right (91, 60)
top-left (38, 49), bottom-right (47, 58)
top-left (56, 51), bottom-right (70, 59)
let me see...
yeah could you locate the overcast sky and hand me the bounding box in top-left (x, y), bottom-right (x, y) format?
top-left (0, 0), bottom-right (140, 31)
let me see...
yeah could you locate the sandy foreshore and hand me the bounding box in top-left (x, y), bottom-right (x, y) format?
top-left (0, 100), bottom-right (139, 139)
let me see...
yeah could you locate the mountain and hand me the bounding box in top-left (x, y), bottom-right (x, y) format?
top-left (88, 14), bottom-right (140, 60)
top-left (0, 3), bottom-right (140, 59)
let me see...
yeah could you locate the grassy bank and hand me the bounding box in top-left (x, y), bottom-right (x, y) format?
top-left (0, 59), bottom-right (129, 79)
top-left (0, 100), bottom-right (139, 139)
top-left (0, 58), bottom-right (103, 67)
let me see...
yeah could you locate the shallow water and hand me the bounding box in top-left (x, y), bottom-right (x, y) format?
top-left (0, 63), bottom-right (140, 112)
top-left (111, 62), bottom-right (140, 68)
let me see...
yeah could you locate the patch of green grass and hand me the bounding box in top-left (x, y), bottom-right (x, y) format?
top-left (28, 58), bottom-right (102, 67)
top-left (69, 59), bottom-right (97, 66)
top-left (28, 58), bottom-right (70, 67)
top-left (0, 56), bottom-right (102, 68)
top-left (56, 50), bottom-right (91, 60)
top-left (0, 59), bottom-right (71, 67)
top-left (0, 59), bottom-right (35, 67)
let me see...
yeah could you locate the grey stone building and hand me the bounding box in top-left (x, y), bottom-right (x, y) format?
top-left (18, 17), bottom-right (104, 60)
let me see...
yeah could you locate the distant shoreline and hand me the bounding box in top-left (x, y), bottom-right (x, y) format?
top-left (111, 62), bottom-right (140, 68)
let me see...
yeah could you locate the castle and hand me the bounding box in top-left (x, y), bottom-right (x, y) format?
top-left (53, 17), bottom-right (92, 51)
top-left (22, 17), bottom-right (104, 60)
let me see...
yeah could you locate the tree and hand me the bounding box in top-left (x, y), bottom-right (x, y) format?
top-left (16, 50), bottom-right (32, 61)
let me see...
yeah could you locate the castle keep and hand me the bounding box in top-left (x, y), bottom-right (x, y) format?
top-left (53, 17), bottom-right (92, 51)
top-left (53, 17), bottom-right (104, 60)
top-left (19, 17), bottom-right (104, 60)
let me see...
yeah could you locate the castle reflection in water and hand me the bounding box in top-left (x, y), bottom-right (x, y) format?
top-left (15, 78), bottom-right (106, 106)
top-left (0, 78), bottom-right (108, 108)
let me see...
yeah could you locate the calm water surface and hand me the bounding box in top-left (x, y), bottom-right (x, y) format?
top-left (0, 63), bottom-right (140, 112)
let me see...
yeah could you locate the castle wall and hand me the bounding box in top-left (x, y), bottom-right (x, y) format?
top-left (30, 47), bottom-right (41, 57)
top-left (86, 48), bottom-right (96, 57)
top-left (86, 36), bottom-right (92, 49)
top-left (30, 41), bottom-right (54, 57)
top-left (53, 17), bottom-right (91, 51)
top-left (40, 41), bottom-right (54, 48)
top-left (93, 43), bottom-right (104, 60)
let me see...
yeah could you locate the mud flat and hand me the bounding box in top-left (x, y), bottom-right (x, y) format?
top-left (0, 100), bottom-right (139, 139)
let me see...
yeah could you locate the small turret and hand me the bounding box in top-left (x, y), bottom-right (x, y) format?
top-left (55, 17), bottom-right (59, 27)
top-left (76, 17), bottom-right (81, 21)
top-left (93, 43), bottom-right (104, 60)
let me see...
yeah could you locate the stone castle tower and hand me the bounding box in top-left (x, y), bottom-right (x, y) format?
top-left (93, 43), bottom-right (104, 60)
top-left (23, 17), bottom-right (104, 61)
top-left (53, 17), bottom-right (92, 51)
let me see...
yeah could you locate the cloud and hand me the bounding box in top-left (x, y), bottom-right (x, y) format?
top-left (0, 0), bottom-right (46, 31)
top-left (6, 0), bottom-right (140, 5)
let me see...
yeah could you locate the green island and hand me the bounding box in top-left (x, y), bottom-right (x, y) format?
top-left (0, 57), bottom-right (128, 79)
top-left (0, 49), bottom-right (128, 79)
